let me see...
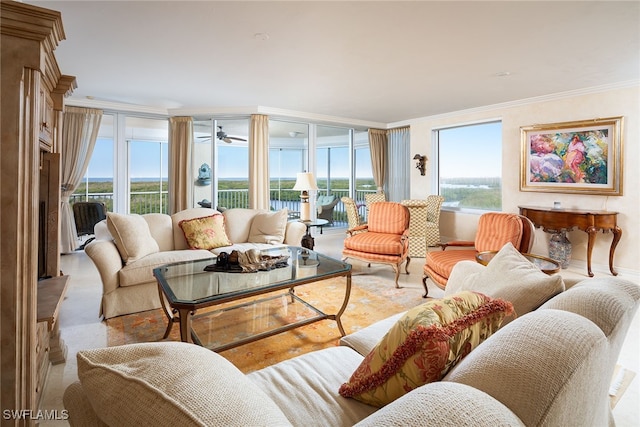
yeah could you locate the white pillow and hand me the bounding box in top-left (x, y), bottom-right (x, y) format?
top-left (106, 212), bottom-right (159, 264)
top-left (76, 342), bottom-right (291, 426)
top-left (444, 242), bottom-right (565, 325)
top-left (248, 210), bottom-right (288, 244)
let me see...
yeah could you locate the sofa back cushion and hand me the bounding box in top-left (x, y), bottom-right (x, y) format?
top-left (106, 212), bottom-right (159, 265)
top-left (223, 208), bottom-right (263, 243)
top-left (445, 243), bottom-right (565, 326)
top-left (143, 213), bottom-right (174, 251)
top-left (171, 208), bottom-right (219, 250)
top-left (76, 342), bottom-right (292, 426)
top-left (248, 210), bottom-right (288, 244)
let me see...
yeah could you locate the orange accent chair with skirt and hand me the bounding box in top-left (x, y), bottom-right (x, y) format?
top-left (342, 202), bottom-right (411, 288)
top-left (422, 212), bottom-right (535, 297)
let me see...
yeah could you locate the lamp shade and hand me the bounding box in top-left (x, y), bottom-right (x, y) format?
top-left (293, 172), bottom-right (319, 191)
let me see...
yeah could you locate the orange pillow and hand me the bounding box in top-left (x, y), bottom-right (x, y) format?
top-left (339, 291), bottom-right (513, 407)
top-left (179, 214), bottom-right (231, 250)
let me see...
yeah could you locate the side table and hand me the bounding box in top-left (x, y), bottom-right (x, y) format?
top-left (298, 219), bottom-right (329, 250)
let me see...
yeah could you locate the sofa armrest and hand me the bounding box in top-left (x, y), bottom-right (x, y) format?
top-left (84, 240), bottom-right (123, 296)
top-left (63, 381), bottom-right (108, 427)
top-left (284, 221), bottom-right (306, 246)
top-left (355, 382), bottom-right (524, 427)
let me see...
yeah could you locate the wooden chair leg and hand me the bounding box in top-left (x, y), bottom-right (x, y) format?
top-left (404, 256), bottom-right (411, 274)
top-left (421, 275), bottom-right (429, 298)
top-left (392, 265), bottom-right (400, 288)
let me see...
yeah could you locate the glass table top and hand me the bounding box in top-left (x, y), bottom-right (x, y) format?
top-left (475, 251), bottom-right (561, 274)
top-left (153, 246), bottom-right (350, 306)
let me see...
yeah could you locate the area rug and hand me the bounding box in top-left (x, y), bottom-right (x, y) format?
top-left (106, 275), bottom-right (427, 373)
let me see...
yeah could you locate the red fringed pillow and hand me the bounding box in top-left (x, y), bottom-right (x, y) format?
top-left (339, 291), bottom-right (513, 407)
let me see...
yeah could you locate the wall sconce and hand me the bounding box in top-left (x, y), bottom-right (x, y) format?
top-left (292, 172), bottom-right (318, 221)
top-left (413, 154), bottom-right (427, 176)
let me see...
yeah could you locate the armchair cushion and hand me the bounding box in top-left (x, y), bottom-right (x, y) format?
top-left (474, 213), bottom-right (523, 253)
top-left (445, 243), bottom-right (565, 326)
top-left (106, 212), bottom-right (159, 265)
top-left (344, 232), bottom-right (406, 256)
top-left (339, 291), bottom-right (513, 407)
top-left (179, 214), bottom-right (232, 250)
top-left (248, 209), bottom-right (288, 244)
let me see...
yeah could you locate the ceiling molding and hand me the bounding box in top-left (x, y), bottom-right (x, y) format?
top-left (389, 80), bottom-right (640, 127)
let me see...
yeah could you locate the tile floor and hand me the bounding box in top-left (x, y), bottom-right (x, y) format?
top-left (40, 226), bottom-right (639, 426)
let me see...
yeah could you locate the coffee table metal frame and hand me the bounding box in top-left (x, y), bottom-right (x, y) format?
top-left (153, 246), bottom-right (351, 352)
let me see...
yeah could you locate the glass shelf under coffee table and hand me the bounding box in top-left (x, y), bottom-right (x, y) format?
top-left (475, 251), bottom-right (561, 275)
top-left (153, 246), bottom-right (351, 352)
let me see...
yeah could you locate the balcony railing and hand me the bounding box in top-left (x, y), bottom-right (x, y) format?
top-left (71, 188), bottom-right (378, 226)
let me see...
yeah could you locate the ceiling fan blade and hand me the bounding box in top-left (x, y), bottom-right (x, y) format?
top-left (223, 137), bottom-right (233, 143)
top-left (228, 136), bottom-right (247, 141)
top-left (197, 135), bottom-right (212, 139)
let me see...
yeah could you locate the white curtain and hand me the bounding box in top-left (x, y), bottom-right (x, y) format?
top-left (168, 116), bottom-right (193, 214)
top-left (60, 107), bottom-right (103, 253)
top-left (249, 114), bottom-right (270, 209)
top-left (387, 126), bottom-right (410, 202)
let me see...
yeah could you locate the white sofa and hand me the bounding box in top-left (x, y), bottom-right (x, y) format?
top-left (85, 207), bottom-right (306, 319)
top-left (63, 276), bottom-right (640, 426)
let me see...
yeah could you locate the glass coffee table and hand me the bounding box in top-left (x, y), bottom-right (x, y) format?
top-left (153, 246), bottom-right (351, 352)
top-left (475, 251), bottom-right (561, 275)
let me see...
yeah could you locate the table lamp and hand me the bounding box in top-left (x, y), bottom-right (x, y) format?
top-left (293, 172), bottom-right (318, 221)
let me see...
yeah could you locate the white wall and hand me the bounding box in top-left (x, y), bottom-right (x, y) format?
top-left (406, 85), bottom-right (639, 276)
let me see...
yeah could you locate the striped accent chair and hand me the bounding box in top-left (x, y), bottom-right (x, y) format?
top-left (422, 212), bottom-right (535, 297)
top-left (342, 202), bottom-right (411, 288)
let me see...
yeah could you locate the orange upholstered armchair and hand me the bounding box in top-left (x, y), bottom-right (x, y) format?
top-left (342, 202), bottom-right (411, 288)
top-left (422, 212), bottom-right (535, 297)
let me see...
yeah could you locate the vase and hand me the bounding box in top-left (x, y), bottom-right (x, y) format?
top-left (549, 231), bottom-right (572, 269)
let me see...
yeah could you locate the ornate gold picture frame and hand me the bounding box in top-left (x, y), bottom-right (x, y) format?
top-left (520, 116), bottom-right (623, 195)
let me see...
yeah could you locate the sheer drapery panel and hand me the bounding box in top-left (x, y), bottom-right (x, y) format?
top-left (387, 126), bottom-right (410, 202)
top-left (60, 106), bottom-right (103, 253)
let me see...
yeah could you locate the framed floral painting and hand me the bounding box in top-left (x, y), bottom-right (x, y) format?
top-left (520, 117), bottom-right (623, 195)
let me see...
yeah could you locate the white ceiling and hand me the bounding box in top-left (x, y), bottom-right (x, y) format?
top-left (27, 1), bottom-right (640, 125)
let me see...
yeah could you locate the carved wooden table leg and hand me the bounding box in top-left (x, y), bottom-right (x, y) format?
top-left (609, 226), bottom-right (622, 276)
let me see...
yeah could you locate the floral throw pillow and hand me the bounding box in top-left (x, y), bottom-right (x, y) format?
top-left (179, 214), bottom-right (231, 250)
top-left (339, 291), bottom-right (513, 407)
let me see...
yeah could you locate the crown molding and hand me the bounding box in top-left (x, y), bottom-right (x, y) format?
top-left (388, 80), bottom-right (640, 128)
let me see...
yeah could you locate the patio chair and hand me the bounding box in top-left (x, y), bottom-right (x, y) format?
top-left (72, 201), bottom-right (107, 249)
top-left (317, 194), bottom-right (339, 224)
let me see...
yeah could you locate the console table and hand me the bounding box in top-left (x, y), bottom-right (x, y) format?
top-left (518, 206), bottom-right (621, 277)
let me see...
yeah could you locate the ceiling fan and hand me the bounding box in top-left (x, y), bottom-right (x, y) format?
top-left (198, 126), bottom-right (247, 143)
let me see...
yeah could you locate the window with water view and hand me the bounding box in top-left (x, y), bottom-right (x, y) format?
top-left (437, 121), bottom-right (502, 211)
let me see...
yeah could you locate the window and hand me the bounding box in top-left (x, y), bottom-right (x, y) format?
top-left (193, 118), bottom-right (249, 210)
top-left (436, 121), bottom-right (502, 211)
top-left (73, 114), bottom-right (114, 211)
top-left (126, 117), bottom-right (169, 214)
top-left (269, 120), bottom-right (308, 214)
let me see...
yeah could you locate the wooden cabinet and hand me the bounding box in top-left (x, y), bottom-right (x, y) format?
top-left (1, 1), bottom-right (75, 416)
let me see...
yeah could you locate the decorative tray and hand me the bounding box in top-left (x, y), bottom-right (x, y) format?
top-left (204, 254), bottom-right (289, 273)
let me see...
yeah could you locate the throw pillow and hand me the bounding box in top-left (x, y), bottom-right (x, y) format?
top-left (339, 291), bottom-right (513, 407)
top-left (76, 342), bottom-right (291, 426)
top-left (106, 212), bottom-right (159, 265)
top-left (445, 242), bottom-right (565, 326)
top-left (248, 209), bottom-right (288, 244)
top-left (179, 214), bottom-right (231, 250)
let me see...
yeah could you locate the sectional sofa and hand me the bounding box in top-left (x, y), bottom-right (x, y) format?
top-left (63, 243), bottom-right (639, 426)
top-left (85, 207), bottom-right (306, 319)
